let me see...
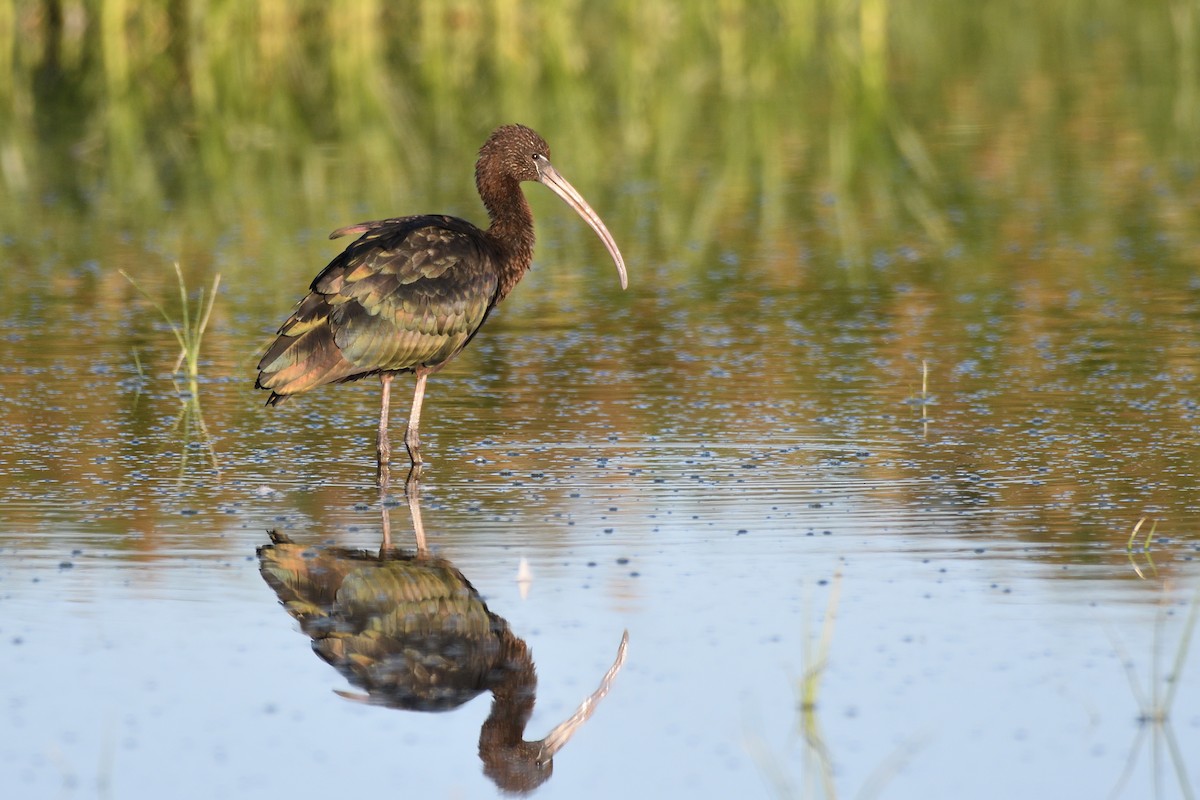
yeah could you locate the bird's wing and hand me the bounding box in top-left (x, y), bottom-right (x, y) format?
top-left (257, 218), bottom-right (500, 396)
top-left (298, 219), bottom-right (498, 373)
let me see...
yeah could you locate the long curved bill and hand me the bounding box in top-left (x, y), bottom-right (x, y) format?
top-left (535, 630), bottom-right (630, 765)
top-left (537, 162), bottom-right (629, 290)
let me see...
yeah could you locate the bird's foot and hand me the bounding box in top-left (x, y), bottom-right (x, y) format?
top-left (376, 423), bottom-right (394, 484)
top-left (404, 462), bottom-right (423, 492)
top-left (404, 427), bottom-right (423, 465)
top-left (404, 449), bottom-right (424, 489)
top-left (403, 425), bottom-right (421, 459)
top-left (377, 459), bottom-right (392, 489)
top-left (377, 429), bottom-right (392, 464)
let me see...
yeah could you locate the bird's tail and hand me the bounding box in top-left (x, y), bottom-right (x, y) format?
top-left (256, 293), bottom-right (360, 402)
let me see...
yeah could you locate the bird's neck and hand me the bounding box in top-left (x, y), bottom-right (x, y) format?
top-left (479, 629), bottom-right (537, 748)
top-left (480, 177), bottom-right (536, 302)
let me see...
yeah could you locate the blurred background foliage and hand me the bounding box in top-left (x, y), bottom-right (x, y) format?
top-left (1, 0), bottom-right (1198, 307)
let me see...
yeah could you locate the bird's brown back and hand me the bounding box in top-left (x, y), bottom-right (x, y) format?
top-left (256, 215), bottom-right (501, 402)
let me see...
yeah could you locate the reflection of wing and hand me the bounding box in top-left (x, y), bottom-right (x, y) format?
top-left (258, 532), bottom-right (506, 711)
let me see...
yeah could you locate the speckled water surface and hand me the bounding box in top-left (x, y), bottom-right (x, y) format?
top-left (4, 257), bottom-right (1200, 798)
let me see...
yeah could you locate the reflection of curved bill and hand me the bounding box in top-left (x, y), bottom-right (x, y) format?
top-left (258, 531), bottom-right (628, 794)
top-left (536, 630), bottom-right (628, 765)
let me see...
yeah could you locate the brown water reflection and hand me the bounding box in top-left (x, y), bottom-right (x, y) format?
top-left (3, 267), bottom-right (1197, 584)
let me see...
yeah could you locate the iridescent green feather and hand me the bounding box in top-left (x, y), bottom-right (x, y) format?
top-left (256, 215), bottom-right (499, 399)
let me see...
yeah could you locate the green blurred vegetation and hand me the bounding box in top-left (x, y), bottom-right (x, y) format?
top-left (1, 0), bottom-right (1198, 304)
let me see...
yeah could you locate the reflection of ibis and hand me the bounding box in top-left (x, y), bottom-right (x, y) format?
top-left (258, 532), bottom-right (628, 793)
top-left (255, 125), bottom-right (628, 485)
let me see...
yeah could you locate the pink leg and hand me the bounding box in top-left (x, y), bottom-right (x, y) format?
top-left (377, 373), bottom-right (393, 486)
top-left (405, 370), bottom-right (429, 485)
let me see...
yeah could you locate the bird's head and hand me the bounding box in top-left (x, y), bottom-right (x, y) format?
top-left (477, 124), bottom-right (551, 185)
top-left (476, 124), bottom-right (628, 290)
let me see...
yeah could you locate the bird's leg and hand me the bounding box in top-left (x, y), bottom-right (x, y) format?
top-left (404, 370), bottom-right (429, 485)
top-left (379, 498), bottom-right (392, 551)
top-left (377, 373), bottom-right (394, 487)
top-left (407, 480), bottom-right (428, 555)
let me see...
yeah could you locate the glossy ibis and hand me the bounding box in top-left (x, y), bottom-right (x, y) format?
top-left (256, 124), bottom-right (627, 485)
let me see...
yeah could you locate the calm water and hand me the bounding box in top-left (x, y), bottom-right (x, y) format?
top-left (3, 3), bottom-right (1200, 799)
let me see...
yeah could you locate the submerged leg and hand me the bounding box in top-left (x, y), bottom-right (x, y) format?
top-left (377, 373), bottom-right (394, 486)
top-left (380, 497), bottom-right (392, 550)
top-left (404, 370), bottom-right (429, 484)
top-left (407, 480), bottom-right (428, 554)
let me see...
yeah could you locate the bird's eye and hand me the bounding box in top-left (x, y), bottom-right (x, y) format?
top-left (531, 153), bottom-right (545, 162)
